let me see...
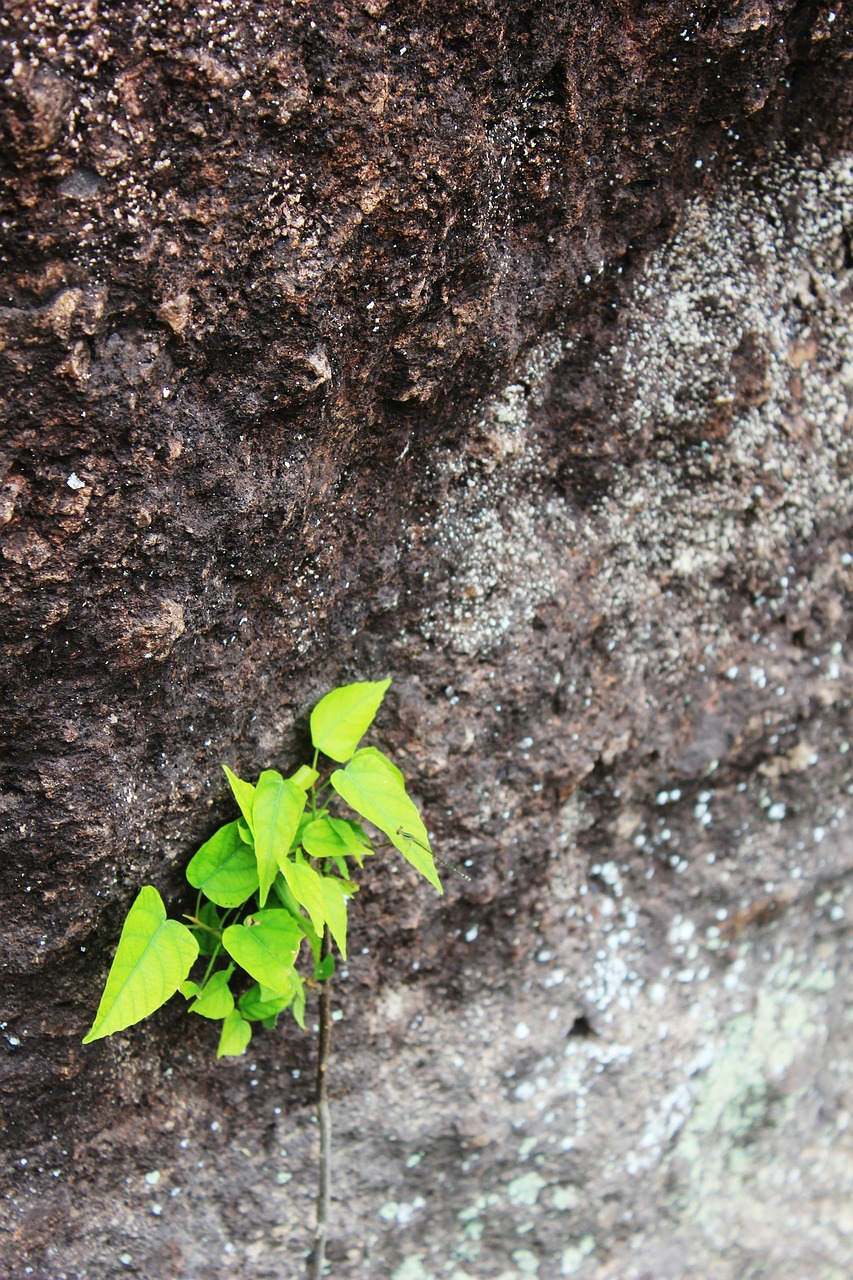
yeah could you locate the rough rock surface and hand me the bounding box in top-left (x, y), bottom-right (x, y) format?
top-left (1, 1), bottom-right (852, 1278)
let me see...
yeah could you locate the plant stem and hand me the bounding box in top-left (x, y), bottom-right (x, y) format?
top-left (182, 914), bottom-right (221, 938)
top-left (310, 927), bottom-right (333, 1279)
top-left (199, 941), bottom-right (223, 988)
top-left (310, 749), bottom-right (320, 819)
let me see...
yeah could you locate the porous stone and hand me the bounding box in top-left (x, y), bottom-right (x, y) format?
top-left (1, 2), bottom-right (852, 1278)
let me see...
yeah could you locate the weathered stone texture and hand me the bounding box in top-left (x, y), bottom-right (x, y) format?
top-left (1, 1), bottom-right (852, 1277)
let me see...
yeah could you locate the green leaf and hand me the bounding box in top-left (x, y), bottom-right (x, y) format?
top-left (318, 874), bottom-right (355, 959)
top-left (331, 753), bottom-right (443, 893)
top-left (190, 900), bottom-right (224, 956)
top-left (271, 874), bottom-right (323, 964)
top-left (301, 817), bottom-right (345, 857)
top-left (180, 979), bottom-right (202, 999)
top-left (315, 952), bottom-right (335, 982)
top-left (186, 821), bottom-right (260, 908)
top-left (222, 910), bottom-right (303, 993)
top-left (238, 981), bottom-right (295, 1023)
top-left (237, 819), bottom-right (252, 845)
top-left (289, 811), bottom-right (314, 853)
top-left (290, 764), bottom-right (319, 790)
top-left (289, 969), bottom-right (307, 1029)
top-left (302, 815), bottom-right (372, 863)
top-left (281, 853), bottom-right (327, 937)
top-left (217, 1010), bottom-right (252, 1058)
top-left (222, 765), bottom-right (256, 834)
top-left (339, 817), bottom-right (374, 865)
top-left (188, 967), bottom-right (235, 1020)
top-left (252, 770), bottom-right (306, 907)
top-left (83, 887), bottom-right (199, 1043)
top-left (310, 679), bottom-right (391, 763)
top-left (351, 745), bottom-right (405, 788)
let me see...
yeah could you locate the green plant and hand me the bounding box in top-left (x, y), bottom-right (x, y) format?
top-left (83, 679), bottom-right (442, 1276)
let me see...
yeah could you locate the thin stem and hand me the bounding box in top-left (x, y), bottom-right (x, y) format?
top-left (182, 914), bottom-right (221, 938)
top-left (199, 941), bottom-right (222, 988)
top-left (309, 927), bottom-right (333, 1279)
top-left (195, 909), bottom-right (236, 988)
top-left (310, 749), bottom-right (320, 819)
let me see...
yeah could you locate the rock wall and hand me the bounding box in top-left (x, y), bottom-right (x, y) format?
top-left (1, 2), bottom-right (852, 1277)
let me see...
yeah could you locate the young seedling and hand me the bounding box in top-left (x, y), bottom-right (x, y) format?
top-left (83, 679), bottom-right (443, 1277)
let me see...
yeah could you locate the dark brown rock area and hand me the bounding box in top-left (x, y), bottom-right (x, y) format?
top-left (2, 2), bottom-right (852, 1277)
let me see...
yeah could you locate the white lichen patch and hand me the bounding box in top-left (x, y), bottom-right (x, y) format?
top-left (559, 1234), bottom-right (596, 1275)
top-left (420, 150), bottom-right (853, 670)
top-left (666, 948), bottom-right (845, 1266)
top-left (507, 1171), bottom-right (547, 1207)
top-left (391, 1256), bottom-right (435, 1280)
top-left (382, 863), bottom-right (850, 1278)
top-left (416, 338), bottom-right (565, 655)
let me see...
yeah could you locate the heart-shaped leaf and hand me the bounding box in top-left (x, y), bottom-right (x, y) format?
top-left (217, 1010), bottom-right (252, 1058)
top-left (281, 853), bottom-right (327, 937)
top-left (331, 753), bottom-right (442, 893)
top-left (222, 765), bottom-right (256, 834)
top-left (318, 875), bottom-right (356, 960)
top-left (302, 816), bottom-right (372, 862)
top-left (350, 746), bottom-right (405, 788)
top-left (310, 679), bottom-right (391, 763)
top-left (222, 910), bottom-right (303, 993)
top-left (272, 875), bottom-right (323, 965)
top-left (188, 967), bottom-right (235, 1020)
top-left (289, 969), bottom-right (307, 1029)
top-left (289, 811), bottom-right (314, 853)
top-left (238, 982), bottom-right (295, 1023)
top-left (289, 764), bottom-right (319, 791)
top-left (83, 887), bottom-right (199, 1043)
top-left (186, 821), bottom-right (259, 908)
top-left (252, 771), bottom-right (306, 906)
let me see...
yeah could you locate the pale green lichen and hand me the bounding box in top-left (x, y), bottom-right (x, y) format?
top-left (511, 1248), bottom-right (541, 1273)
top-left (507, 1171), bottom-right (547, 1207)
top-left (458, 1192), bottom-right (501, 1223)
top-left (551, 1185), bottom-right (580, 1211)
top-left (672, 954), bottom-right (837, 1250)
top-left (559, 1234), bottom-right (596, 1275)
top-left (391, 1255), bottom-right (434, 1280)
